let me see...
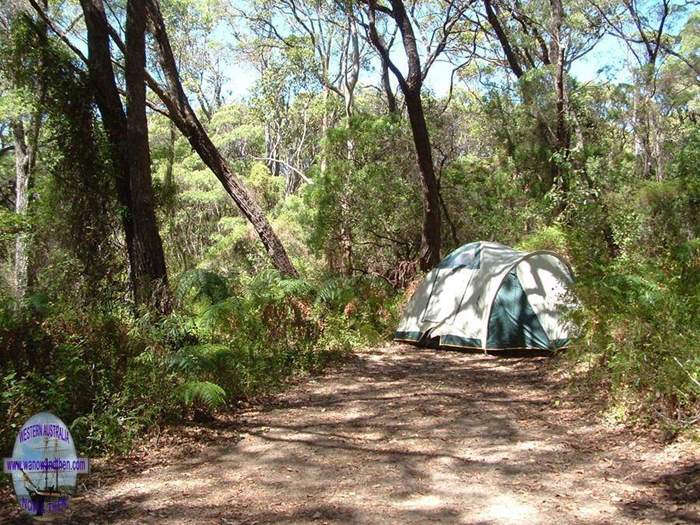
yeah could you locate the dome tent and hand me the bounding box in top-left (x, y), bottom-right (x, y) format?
top-left (395, 242), bottom-right (576, 351)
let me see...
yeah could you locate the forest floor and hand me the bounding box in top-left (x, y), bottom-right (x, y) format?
top-left (3, 343), bottom-right (699, 524)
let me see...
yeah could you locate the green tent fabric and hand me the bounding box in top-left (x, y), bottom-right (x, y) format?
top-left (486, 271), bottom-right (550, 349)
top-left (394, 241), bottom-right (576, 352)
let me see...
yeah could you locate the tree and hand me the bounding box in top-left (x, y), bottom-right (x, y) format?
top-left (125, 0), bottom-right (170, 310)
top-left (144, 0), bottom-right (299, 277)
top-left (590, 0), bottom-right (696, 180)
top-left (0, 1), bottom-right (46, 299)
top-left (479, 0), bottom-right (605, 199)
top-left (78, 0), bottom-right (171, 312)
top-left (244, 0), bottom-right (365, 274)
top-left (32, 0), bottom-right (299, 278)
top-left (364, 0), bottom-right (470, 270)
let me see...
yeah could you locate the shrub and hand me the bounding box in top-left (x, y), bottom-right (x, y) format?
top-left (0, 269), bottom-right (398, 454)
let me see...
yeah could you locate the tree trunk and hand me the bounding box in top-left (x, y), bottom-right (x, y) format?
top-left (125, 0), bottom-right (170, 312)
top-left (381, 61), bottom-right (397, 114)
top-left (81, 0), bottom-right (171, 312)
top-left (550, 0), bottom-right (567, 152)
top-left (163, 119), bottom-right (177, 217)
top-left (339, 9), bottom-right (360, 276)
top-left (366, 0), bottom-right (442, 271)
top-left (483, 0), bottom-right (525, 79)
top-left (404, 90), bottom-right (441, 271)
top-left (11, 120), bottom-right (30, 298)
top-left (146, 0), bottom-right (298, 277)
top-left (81, 0), bottom-right (136, 289)
top-left (650, 104), bottom-right (664, 180)
top-left (320, 85), bottom-right (330, 177)
top-left (10, 3), bottom-right (46, 299)
top-left (548, 0), bottom-right (570, 211)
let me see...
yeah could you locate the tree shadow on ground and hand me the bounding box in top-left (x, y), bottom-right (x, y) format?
top-left (55, 344), bottom-right (698, 524)
top-left (619, 461), bottom-right (700, 524)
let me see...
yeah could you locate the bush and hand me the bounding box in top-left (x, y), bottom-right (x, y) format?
top-left (553, 131), bottom-right (700, 433)
top-left (0, 269), bottom-right (398, 454)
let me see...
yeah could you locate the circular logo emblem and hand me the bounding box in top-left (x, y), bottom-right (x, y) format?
top-left (4, 412), bottom-right (89, 519)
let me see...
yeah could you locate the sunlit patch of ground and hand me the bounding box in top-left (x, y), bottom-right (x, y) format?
top-left (3, 344), bottom-right (697, 524)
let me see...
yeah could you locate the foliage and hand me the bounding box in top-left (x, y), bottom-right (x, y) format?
top-left (309, 112), bottom-right (422, 284)
top-left (0, 0), bottom-right (698, 461)
top-left (549, 125), bottom-right (700, 434)
top-left (0, 267), bottom-right (397, 453)
top-left (0, 16), bottom-right (122, 301)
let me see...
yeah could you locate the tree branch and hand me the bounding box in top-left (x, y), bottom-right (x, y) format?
top-left (482, 0), bottom-right (524, 78)
top-left (366, 0), bottom-right (408, 92)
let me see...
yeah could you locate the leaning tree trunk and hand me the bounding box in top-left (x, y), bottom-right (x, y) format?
top-left (146, 0), bottom-right (298, 277)
top-left (125, 0), bottom-right (170, 312)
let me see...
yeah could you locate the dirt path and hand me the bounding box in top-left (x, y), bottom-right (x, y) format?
top-left (6, 344), bottom-right (699, 524)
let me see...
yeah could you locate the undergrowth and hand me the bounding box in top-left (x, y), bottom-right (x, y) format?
top-left (0, 271), bottom-right (400, 454)
top-left (522, 130), bottom-right (700, 436)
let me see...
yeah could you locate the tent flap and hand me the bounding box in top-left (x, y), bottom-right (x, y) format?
top-left (439, 334), bottom-right (482, 349)
top-left (485, 271), bottom-right (551, 350)
top-left (394, 331), bottom-right (422, 342)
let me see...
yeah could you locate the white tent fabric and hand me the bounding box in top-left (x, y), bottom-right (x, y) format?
top-left (395, 242), bottom-right (576, 350)
top-left (511, 254), bottom-right (575, 343)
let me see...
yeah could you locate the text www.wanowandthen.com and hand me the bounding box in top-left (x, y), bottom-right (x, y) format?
top-left (4, 457), bottom-right (89, 473)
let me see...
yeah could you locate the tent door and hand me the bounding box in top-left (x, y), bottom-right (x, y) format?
top-left (486, 270), bottom-right (550, 349)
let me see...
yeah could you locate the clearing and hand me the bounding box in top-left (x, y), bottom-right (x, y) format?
top-left (4, 344), bottom-right (700, 524)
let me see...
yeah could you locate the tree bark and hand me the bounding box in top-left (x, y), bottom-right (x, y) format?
top-left (404, 90), bottom-right (441, 270)
top-left (549, 0), bottom-right (569, 154)
top-left (145, 0), bottom-right (298, 277)
top-left (81, 0), bottom-right (136, 288)
top-left (125, 0), bottom-right (170, 311)
top-left (11, 120), bottom-right (30, 298)
top-left (10, 2), bottom-right (46, 299)
top-left (483, 0), bottom-right (524, 78)
top-left (366, 0), bottom-right (441, 271)
top-left (381, 60), bottom-right (397, 114)
top-left (164, 119), bottom-right (177, 217)
top-left (549, 0), bottom-right (570, 205)
top-left (81, 0), bottom-right (170, 312)
top-left (340, 7), bottom-right (360, 276)
top-left (320, 85), bottom-right (330, 178)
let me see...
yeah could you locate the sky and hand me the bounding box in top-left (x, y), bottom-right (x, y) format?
top-left (223, 34), bottom-right (634, 104)
top-left (50, 0), bottom-right (694, 105)
top-left (217, 1), bottom-right (695, 104)
top-left (220, 21), bottom-right (638, 103)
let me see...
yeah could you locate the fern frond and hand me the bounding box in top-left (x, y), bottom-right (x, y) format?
top-left (168, 344), bottom-right (232, 374)
top-left (248, 269), bottom-right (313, 303)
top-left (176, 380), bottom-right (226, 409)
top-left (314, 278), bottom-right (354, 308)
top-left (197, 297), bottom-right (244, 331)
top-left (176, 269), bottom-right (230, 305)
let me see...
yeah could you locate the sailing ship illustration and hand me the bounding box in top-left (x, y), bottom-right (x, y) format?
top-left (18, 434), bottom-right (73, 518)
